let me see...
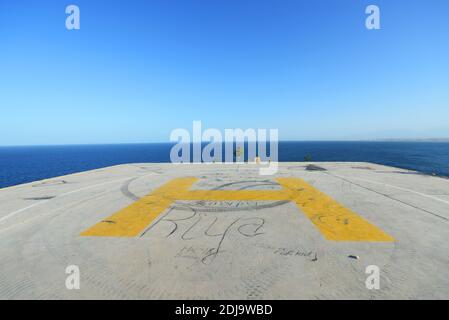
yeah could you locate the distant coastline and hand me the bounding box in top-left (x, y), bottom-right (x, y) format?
top-left (372, 138), bottom-right (449, 142)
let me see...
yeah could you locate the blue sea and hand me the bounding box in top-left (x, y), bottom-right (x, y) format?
top-left (1, 142), bottom-right (448, 189)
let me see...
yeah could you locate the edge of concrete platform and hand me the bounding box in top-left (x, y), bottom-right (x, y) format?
top-left (1, 161), bottom-right (447, 192)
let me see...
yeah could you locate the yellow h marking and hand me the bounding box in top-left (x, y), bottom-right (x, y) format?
top-left (81, 177), bottom-right (394, 242)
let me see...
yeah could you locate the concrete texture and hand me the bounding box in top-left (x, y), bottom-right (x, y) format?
top-left (0, 162), bottom-right (448, 299)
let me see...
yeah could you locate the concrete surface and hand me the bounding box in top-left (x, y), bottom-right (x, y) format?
top-left (0, 162), bottom-right (448, 299)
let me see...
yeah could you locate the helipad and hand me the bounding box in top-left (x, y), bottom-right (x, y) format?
top-left (0, 162), bottom-right (448, 299)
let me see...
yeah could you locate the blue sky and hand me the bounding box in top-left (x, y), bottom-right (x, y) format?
top-left (1, 0), bottom-right (448, 145)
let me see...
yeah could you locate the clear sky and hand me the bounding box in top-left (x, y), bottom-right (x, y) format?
top-left (1, 0), bottom-right (448, 145)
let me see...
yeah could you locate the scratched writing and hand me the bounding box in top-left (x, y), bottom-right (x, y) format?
top-left (144, 207), bottom-right (266, 264)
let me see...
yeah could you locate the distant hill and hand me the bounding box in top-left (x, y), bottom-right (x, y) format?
top-left (374, 138), bottom-right (449, 142)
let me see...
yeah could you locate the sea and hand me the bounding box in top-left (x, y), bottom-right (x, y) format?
top-left (1, 141), bottom-right (448, 189)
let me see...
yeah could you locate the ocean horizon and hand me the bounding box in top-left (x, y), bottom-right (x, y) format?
top-left (1, 141), bottom-right (448, 189)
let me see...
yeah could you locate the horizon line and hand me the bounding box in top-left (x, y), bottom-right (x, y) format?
top-left (2, 138), bottom-right (449, 148)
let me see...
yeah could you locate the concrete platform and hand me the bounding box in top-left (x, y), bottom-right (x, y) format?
top-left (0, 162), bottom-right (448, 299)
